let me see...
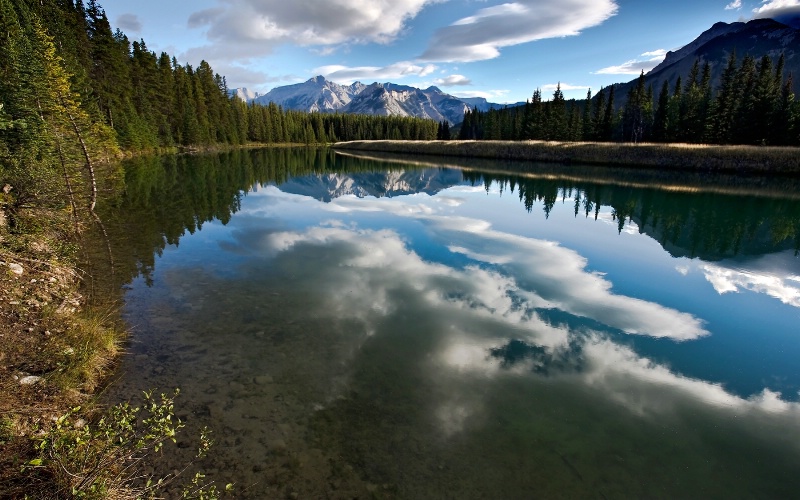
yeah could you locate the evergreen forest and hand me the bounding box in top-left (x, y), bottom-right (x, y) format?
top-left (458, 56), bottom-right (799, 146)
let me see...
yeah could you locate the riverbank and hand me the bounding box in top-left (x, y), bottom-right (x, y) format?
top-left (333, 140), bottom-right (800, 174)
top-left (0, 221), bottom-right (126, 496)
top-left (333, 149), bottom-right (800, 200)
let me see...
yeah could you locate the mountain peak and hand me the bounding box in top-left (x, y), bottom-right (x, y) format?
top-left (250, 77), bottom-right (513, 124)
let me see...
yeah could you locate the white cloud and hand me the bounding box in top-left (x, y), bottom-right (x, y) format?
top-left (540, 83), bottom-right (590, 92)
top-left (433, 74), bottom-right (472, 86)
top-left (753, 0), bottom-right (800, 15)
top-left (189, 0), bottom-right (436, 50)
top-left (595, 49), bottom-right (668, 75)
top-left (314, 61), bottom-right (437, 83)
top-left (751, 1), bottom-right (800, 27)
top-left (451, 89), bottom-right (510, 100)
top-left (725, 0), bottom-right (742, 10)
top-left (641, 49), bottom-right (668, 58)
top-left (420, 0), bottom-right (618, 62)
top-left (116, 13), bottom-right (143, 33)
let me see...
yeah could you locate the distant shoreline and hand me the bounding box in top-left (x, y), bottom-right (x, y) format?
top-left (332, 140), bottom-right (800, 175)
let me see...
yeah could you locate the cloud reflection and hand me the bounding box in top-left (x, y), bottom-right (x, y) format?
top-left (240, 187), bottom-right (709, 341)
top-left (230, 185), bottom-right (800, 447)
top-left (702, 263), bottom-right (800, 308)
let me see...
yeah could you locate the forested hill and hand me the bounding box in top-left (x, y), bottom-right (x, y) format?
top-left (459, 53), bottom-right (799, 146)
top-left (613, 18), bottom-right (800, 109)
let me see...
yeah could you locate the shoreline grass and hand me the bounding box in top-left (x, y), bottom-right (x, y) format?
top-left (333, 139), bottom-right (800, 175)
top-left (333, 149), bottom-right (800, 200)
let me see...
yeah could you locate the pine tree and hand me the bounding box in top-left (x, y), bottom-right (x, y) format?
top-left (652, 80), bottom-right (670, 142)
top-left (600, 85), bottom-right (615, 141)
top-left (592, 86), bottom-right (606, 140)
top-left (710, 51), bottom-right (738, 143)
top-left (581, 89), bottom-right (593, 140)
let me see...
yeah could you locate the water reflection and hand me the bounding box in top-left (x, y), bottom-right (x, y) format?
top-left (97, 148), bottom-right (800, 499)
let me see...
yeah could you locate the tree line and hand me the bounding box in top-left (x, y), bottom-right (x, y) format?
top-left (458, 54), bottom-right (798, 146)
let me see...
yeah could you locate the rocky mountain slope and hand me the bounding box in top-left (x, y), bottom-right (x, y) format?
top-left (232, 76), bottom-right (510, 124)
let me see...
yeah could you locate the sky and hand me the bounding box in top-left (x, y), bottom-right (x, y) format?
top-left (98, 0), bottom-right (800, 103)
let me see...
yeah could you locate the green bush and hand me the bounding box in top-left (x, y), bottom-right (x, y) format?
top-left (25, 389), bottom-right (231, 499)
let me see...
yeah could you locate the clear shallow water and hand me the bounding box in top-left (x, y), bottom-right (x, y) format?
top-left (102, 149), bottom-right (800, 498)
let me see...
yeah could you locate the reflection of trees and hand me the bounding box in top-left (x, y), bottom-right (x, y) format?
top-left (87, 148), bottom-right (437, 292)
top-left (85, 149), bottom-right (800, 301)
top-left (462, 171), bottom-right (800, 261)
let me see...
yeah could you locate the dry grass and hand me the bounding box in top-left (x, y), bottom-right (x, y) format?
top-left (333, 140), bottom-right (800, 174)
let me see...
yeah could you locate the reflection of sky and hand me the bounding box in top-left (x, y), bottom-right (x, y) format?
top-left (700, 253), bottom-right (800, 308)
top-left (155, 176), bottom-right (800, 442)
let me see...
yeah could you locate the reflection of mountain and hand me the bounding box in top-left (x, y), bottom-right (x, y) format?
top-left (276, 169), bottom-right (467, 202)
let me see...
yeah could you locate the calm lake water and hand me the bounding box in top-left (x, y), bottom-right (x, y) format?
top-left (101, 148), bottom-right (800, 499)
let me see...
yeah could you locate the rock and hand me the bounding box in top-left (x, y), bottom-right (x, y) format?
top-left (19, 375), bottom-right (42, 385)
top-left (7, 263), bottom-right (23, 275)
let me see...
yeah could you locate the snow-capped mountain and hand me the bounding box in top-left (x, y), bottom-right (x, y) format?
top-left (251, 76), bottom-right (366, 113)
top-left (241, 76), bottom-right (512, 124)
top-left (229, 87), bottom-right (264, 102)
top-left (276, 168), bottom-right (467, 202)
top-left (340, 83), bottom-right (471, 125)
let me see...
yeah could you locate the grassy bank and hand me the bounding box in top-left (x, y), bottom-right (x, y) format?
top-left (0, 200), bottom-right (126, 495)
top-left (0, 148), bottom-right (237, 498)
top-left (333, 149), bottom-right (800, 200)
top-left (333, 140), bottom-right (800, 174)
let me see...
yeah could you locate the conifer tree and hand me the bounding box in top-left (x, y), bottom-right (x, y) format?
top-left (711, 51), bottom-right (738, 143)
top-left (592, 87), bottom-right (606, 140)
top-left (581, 89), bottom-right (593, 140)
top-left (652, 80), bottom-right (670, 142)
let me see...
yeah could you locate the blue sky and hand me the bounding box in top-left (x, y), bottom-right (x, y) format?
top-left (99, 0), bottom-right (800, 102)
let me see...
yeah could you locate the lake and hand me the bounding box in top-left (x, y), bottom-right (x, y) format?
top-left (99, 148), bottom-right (800, 499)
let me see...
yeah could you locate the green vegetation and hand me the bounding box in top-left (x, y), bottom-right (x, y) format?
top-left (21, 389), bottom-right (229, 499)
top-left (457, 55), bottom-right (799, 147)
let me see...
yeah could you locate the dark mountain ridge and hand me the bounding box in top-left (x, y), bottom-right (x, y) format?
top-left (612, 18), bottom-right (799, 107)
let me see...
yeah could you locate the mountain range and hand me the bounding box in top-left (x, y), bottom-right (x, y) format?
top-left (230, 76), bottom-right (511, 125)
top-left (276, 168), bottom-right (467, 202)
top-left (232, 17), bottom-right (800, 124)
